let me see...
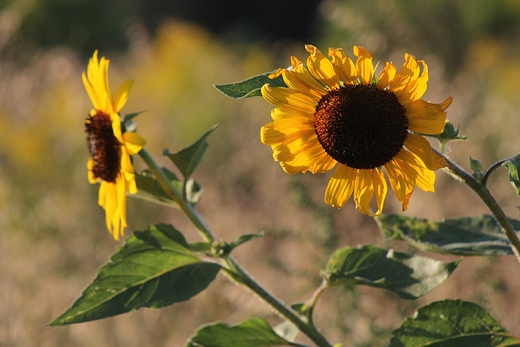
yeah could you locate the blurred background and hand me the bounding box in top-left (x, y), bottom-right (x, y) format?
top-left (2, 0), bottom-right (520, 346)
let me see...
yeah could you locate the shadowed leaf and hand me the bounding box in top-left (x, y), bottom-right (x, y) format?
top-left (214, 71), bottom-right (287, 99)
top-left (390, 300), bottom-right (520, 347)
top-left (164, 123), bottom-right (220, 179)
top-left (50, 224), bottom-right (221, 325)
top-left (378, 214), bottom-right (520, 256)
top-left (504, 155), bottom-right (520, 196)
top-left (135, 169), bottom-right (202, 208)
top-left (186, 318), bottom-right (296, 347)
top-left (323, 245), bottom-right (459, 300)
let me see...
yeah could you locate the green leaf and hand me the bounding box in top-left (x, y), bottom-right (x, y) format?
top-left (50, 224), bottom-right (221, 325)
top-left (323, 245), bottom-right (459, 300)
top-left (390, 300), bottom-right (520, 347)
top-left (134, 169), bottom-right (202, 208)
top-left (503, 155), bottom-right (520, 196)
top-left (164, 123), bottom-right (220, 179)
top-left (378, 214), bottom-right (520, 256)
top-left (426, 122), bottom-right (467, 143)
top-left (186, 318), bottom-right (295, 347)
top-left (214, 71), bottom-right (287, 99)
top-left (470, 156), bottom-right (484, 181)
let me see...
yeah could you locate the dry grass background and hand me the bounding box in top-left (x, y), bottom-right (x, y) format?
top-left (2, 4), bottom-right (520, 346)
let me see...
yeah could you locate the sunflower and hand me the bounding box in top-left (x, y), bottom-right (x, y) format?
top-left (83, 50), bottom-right (146, 240)
top-left (260, 45), bottom-right (452, 215)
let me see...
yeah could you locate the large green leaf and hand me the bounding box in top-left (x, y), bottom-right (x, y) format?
top-left (504, 155), bottom-right (520, 196)
top-left (134, 169), bottom-right (202, 208)
top-left (390, 300), bottom-right (520, 347)
top-left (50, 224), bottom-right (221, 325)
top-left (214, 71), bottom-right (287, 99)
top-left (323, 245), bottom-right (459, 300)
top-left (378, 214), bottom-right (520, 256)
top-left (186, 318), bottom-right (297, 347)
top-left (164, 124), bottom-right (219, 179)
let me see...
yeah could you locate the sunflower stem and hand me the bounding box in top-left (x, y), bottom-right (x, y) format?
top-left (481, 158), bottom-right (509, 187)
top-left (139, 147), bottom-right (332, 347)
top-left (138, 148), bottom-right (216, 242)
top-left (438, 150), bottom-right (520, 264)
top-left (221, 257), bottom-right (333, 347)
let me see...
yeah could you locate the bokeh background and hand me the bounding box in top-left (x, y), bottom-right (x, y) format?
top-left (2, 0), bottom-right (520, 346)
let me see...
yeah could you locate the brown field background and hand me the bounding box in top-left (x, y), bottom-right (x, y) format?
top-left (2, 1), bottom-right (520, 346)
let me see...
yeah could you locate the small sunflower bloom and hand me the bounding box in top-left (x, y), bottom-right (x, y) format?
top-left (261, 45), bottom-right (452, 215)
top-left (83, 50), bottom-right (146, 240)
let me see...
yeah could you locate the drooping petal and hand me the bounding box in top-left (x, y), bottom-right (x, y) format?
top-left (353, 46), bottom-right (374, 85)
top-left (113, 80), bottom-right (134, 113)
top-left (329, 48), bottom-right (357, 85)
top-left (352, 169), bottom-right (387, 216)
top-left (305, 45), bottom-right (341, 89)
top-left (325, 164), bottom-right (357, 208)
top-left (394, 149), bottom-right (437, 193)
top-left (384, 157), bottom-right (414, 211)
top-left (123, 132), bottom-right (146, 155)
top-left (404, 134), bottom-right (447, 170)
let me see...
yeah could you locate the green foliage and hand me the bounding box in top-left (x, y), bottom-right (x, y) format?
top-left (50, 224), bottom-right (221, 325)
top-left (379, 214), bottom-right (520, 256)
top-left (323, 245), bottom-right (460, 300)
top-left (503, 155), bottom-right (520, 196)
top-left (164, 123), bottom-right (220, 179)
top-left (390, 300), bottom-right (520, 347)
top-left (470, 156), bottom-right (484, 181)
top-left (214, 71), bottom-right (287, 99)
top-left (185, 318), bottom-right (296, 347)
top-left (134, 169), bottom-right (202, 207)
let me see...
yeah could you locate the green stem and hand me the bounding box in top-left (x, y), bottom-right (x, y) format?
top-left (222, 257), bottom-right (332, 347)
top-left (481, 158), bottom-right (509, 187)
top-left (439, 151), bottom-right (520, 263)
top-left (305, 281), bottom-right (329, 329)
top-left (139, 148), bottom-right (331, 347)
top-left (138, 148), bottom-right (215, 242)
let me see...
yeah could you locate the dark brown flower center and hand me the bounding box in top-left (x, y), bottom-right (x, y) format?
top-left (313, 84), bottom-right (409, 169)
top-left (85, 111), bottom-right (121, 183)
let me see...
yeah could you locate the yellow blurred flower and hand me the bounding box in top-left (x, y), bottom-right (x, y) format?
top-left (261, 45), bottom-right (452, 215)
top-left (83, 50), bottom-right (146, 240)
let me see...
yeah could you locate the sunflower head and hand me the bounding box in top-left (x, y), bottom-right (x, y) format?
top-left (260, 45), bottom-right (452, 215)
top-left (82, 50), bottom-right (146, 240)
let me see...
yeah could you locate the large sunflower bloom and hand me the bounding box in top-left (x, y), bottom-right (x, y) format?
top-left (261, 45), bottom-right (452, 215)
top-left (83, 50), bottom-right (146, 240)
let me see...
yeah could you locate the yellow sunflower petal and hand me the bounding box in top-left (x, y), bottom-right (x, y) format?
top-left (123, 132), bottom-right (146, 155)
top-left (113, 80), bottom-right (134, 113)
top-left (406, 97), bottom-right (451, 134)
top-left (384, 158), bottom-right (414, 211)
top-left (352, 169), bottom-right (387, 216)
top-left (395, 150), bottom-right (436, 193)
top-left (353, 46), bottom-right (374, 85)
top-left (377, 62), bottom-right (397, 89)
top-left (325, 164), bottom-right (357, 208)
top-left (305, 45), bottom-right (341, 89)
top-left (87, 158), bottom-right (98, 184)
top-left (281, 67), bottom-right (326, 99)
top-left (261, 84), bottom-right (317, 115)
top-left (272, 136), bottom-right (336, 174)
top-left (404, 134), bottom-right (447, 170)
top-left (260, 117), bottom-right (315, 145)
top-left (82, 73), bottom-right (103, 112)
top-left (329, 48), bottom-right (357, 85)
